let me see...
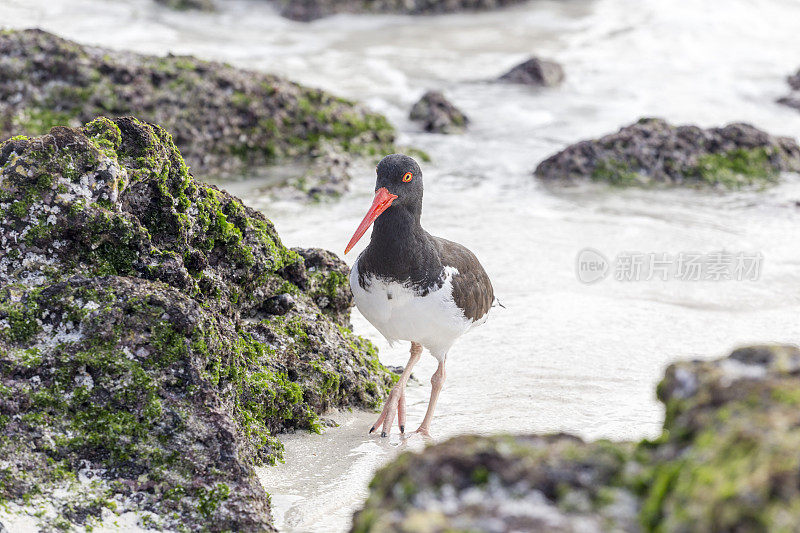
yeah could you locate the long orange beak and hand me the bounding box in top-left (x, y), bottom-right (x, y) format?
top-left (345, 187), bottom-right (398, 254)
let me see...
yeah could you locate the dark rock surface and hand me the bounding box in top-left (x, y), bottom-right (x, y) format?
top-left (354, 433), bottom-right (635, 532)
top-left (155, 0), bottom-right (215, 10)
top-left (498, 57), bottom-right (565, 87)
top-left (0, 117), bottom-right (394, 530)
top-left (778, 68), bottom-right (800, 112)
top-left (788, 69), bottom-right (800, 91)
top-left (291, 247), bottom-right (354, 324)
top-left (409, 91), bottom-right (469, 134)
top-left (0, 29), bottom-right (394, 181)
top-left (535, 117), bottom-right (800, 188)
top-left (274, 143), bottom-right (355, 201)
top-left (279, 0), bottom-right (526, 21)
top-left (778, 94), bottom-right (800, 111)
top-left (352, 344), bottom-right (800, 532)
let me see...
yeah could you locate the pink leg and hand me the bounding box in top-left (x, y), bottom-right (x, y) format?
top-left (415, 360), bottom-right (446, 437)
top-left (397, 384), bottom-right (407, 434)
top-left (370, 342), bottom-right (422, 437)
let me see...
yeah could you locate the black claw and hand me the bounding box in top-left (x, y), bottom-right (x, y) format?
top-left (381, 431), bottom-right (387, 438)
top-left (369, 426), bottom-right (375, 434)
top-left (400, 425), bottom-right (405, 434)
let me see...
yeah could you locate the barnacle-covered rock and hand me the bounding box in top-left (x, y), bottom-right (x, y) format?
top-left (0, 117), bottom-right (394, 531)
top-left (535, 118), bottom-right (800, 188)
top-left (0, 29), bottom-right (395, 182)
top-left (353, 345), bottom-right (800, 532)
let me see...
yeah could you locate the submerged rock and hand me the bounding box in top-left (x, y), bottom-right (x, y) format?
top-left (274, 143), bottom-right (355, 201)
top-left (0, 117), bottom-right (394, 530)
top-left (498, 57), bottom-right (565, 87)
top-left (789, 69), bottom-right (800, 91)
top-left (279, 0), bottom-right (526, 21)
top-left (155, 0), bottom-right (215, 10)
top-left (352, 344), bottom-right (800, 532)
top-left (409, 91), bottom-right (469, 134)
top-left (0, 29), bottom-right (394, 181)
top-left (778, 94), bottom-right (800, 111)
top-left (778, 68), bottom-right (800, 112)
top-left (535, 117), bottom-right (800, 188)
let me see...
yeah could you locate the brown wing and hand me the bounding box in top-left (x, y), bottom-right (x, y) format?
top-left (433, 236), bottom-right (494, 322)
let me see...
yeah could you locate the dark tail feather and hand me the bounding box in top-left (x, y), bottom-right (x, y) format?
top-left (493, 297), bottom-right (506, 309)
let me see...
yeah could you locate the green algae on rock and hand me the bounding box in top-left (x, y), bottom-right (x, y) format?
top-left (271, 143), bottom-right (355, 202)
top-left (0, 278), bottom-right (277, 531)
top-left (0, 29), bottom-right (395, 181)
top-left (353, 434), bottom-right (637, 532)
top-left (0, 117), bottom-right (393, 531)
top-left (535, 118), bottom-right (800, 188)
top-left (645, 344), bottom-right (800, 532)
top-left (352, 344), bottom-right (800, 532)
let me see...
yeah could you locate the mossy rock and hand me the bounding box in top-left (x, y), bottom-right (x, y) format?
top-left (353, 345), bottom-right (800, 532)
top-left (0, 29), bottom-right (395, 180)
top-left (353, 433), bottom-right (636, 532)
top-left (0, 277), bottom-right (276, 531)
top-left (0, 117), bottom-right (393, 530)
top-left (536, 117), bottom-right (800, 189)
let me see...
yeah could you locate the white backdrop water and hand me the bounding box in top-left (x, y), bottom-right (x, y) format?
top-left (3, 0), bottom-right (800, 530)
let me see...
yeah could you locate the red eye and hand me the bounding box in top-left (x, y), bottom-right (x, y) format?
top-left (402, 172), bottom-right (413, 182)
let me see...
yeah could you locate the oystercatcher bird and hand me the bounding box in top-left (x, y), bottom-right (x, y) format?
top-left (344, 154), bottom-right (494, 437)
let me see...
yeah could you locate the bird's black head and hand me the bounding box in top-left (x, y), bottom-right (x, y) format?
top-left (375, 154), bottom-right (423, 211)
top-left (344, 153), bottom-right (425, 254)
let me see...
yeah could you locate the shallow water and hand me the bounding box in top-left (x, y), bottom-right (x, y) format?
top-left (3, 0), bottom-right (800, 530)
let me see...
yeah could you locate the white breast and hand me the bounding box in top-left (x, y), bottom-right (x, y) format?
top-left (350, 259), bottom-right (479, 361)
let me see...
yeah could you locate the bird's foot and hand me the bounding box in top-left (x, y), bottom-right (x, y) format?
top-left (369, 386), bottom-right (403, 437)
top-left (413, 426), bottom-right (432, 438)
